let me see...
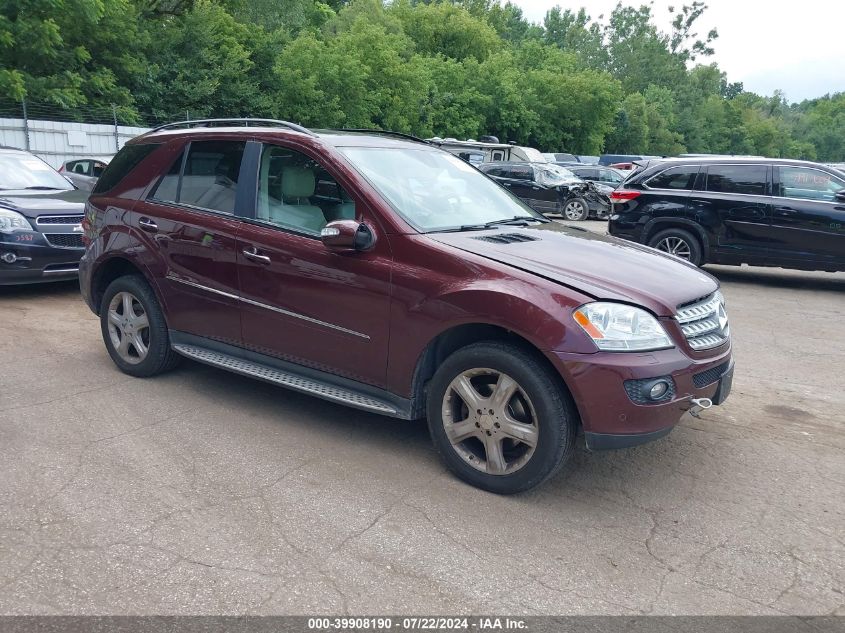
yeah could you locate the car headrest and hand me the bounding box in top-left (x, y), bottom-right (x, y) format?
top-left (281, 166), bottom-right (315, 199)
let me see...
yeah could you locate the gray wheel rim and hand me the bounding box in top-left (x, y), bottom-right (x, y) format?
top-left (441, 368), bottom-right (539, 476)
top-left (655, 236), bottom-right (692, 260)
top-left (107, 291), bottom-right (150, 365)
top-left (564, 200), bottom-right (586, 220)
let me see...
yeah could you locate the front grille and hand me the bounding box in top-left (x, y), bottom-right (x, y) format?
top-left (474, 233), bottom-right (538, 244)
top-left (44, 233), bottom-right (85, 249)
top-left (36, 215), bottom-right (84, 225)
top-left (675, 292), bottom-right (729, 351)
top-left (693, 361), bottom-right (731, 388)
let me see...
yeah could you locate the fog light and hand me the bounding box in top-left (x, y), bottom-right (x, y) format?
top-left (1, 252), bottom-right (17, 264)
top-left (649, 381), bottom-right (669, 400)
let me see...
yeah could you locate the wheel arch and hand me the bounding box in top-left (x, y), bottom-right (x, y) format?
top-left (643, 218), bottom-right (711, 254)
top-left (408, 322), bottom-right (581, 425)
top-left (90, 255), bottom-right (158, 316)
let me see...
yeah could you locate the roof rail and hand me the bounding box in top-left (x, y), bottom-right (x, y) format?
top-left (335, 128), bottom-right (430, 145)
top-left (146, 118), bottom-right (316, 136)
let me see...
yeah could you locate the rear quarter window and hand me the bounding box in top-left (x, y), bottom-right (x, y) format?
top-left (647, 166), bottom-right (700, 190)
top-left (92, 143), bottom-right (160, 194)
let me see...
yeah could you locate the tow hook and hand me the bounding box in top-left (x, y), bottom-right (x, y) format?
top-left (688, 397), bottom-right (713, 419)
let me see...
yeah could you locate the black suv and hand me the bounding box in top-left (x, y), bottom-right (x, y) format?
top-left (0, 147), bottom-right (88, 284)
top-left (608, 157), bottom-right (845, 271)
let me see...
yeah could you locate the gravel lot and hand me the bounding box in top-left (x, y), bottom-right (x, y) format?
top-left (1, 221), bottom-right (843, 615)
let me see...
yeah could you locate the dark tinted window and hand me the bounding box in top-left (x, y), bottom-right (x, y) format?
top-left (92, 144), bottom-right (159, 194)
top-left (705, 165), bottom-right (767, 196)
top-left (481, 165), bottom-right (503, 177)
top-left (503, 164), bottom-right (533, 180)
top-left (150, 152), bottom-right (183, 202)
top-left (647, 166), bottom-right (699, 190)
top-left (571, 168), bottom-right (594, 179)
top-left (149, 141), bottom-right (245, 214)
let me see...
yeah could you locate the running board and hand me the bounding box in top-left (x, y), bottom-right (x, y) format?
top-left (172, 344), bottom-right (400, 416)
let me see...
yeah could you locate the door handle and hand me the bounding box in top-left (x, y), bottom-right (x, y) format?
top-left (138, 217), bottom-right (158, 232)
top-left (242, 246), bottom-right (271, 264)
top-left (774, 206), bottom-right (798, 214)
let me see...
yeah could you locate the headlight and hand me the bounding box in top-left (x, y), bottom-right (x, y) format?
top-left (0, 209), bottom-right (31, 233)
top-left (573, 302), bottom-right (673, 351)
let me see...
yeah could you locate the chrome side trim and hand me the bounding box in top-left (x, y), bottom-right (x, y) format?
top-left (42, 266), bottom-right (79, 276)
top-left (165, 274), bottom-right (370, 340)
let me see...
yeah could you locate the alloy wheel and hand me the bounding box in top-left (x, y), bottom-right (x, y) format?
top-left (441, 368), bottom-right (539, 475)
top-left (655, 236), bottom-right (692, 260)
top-left (563, 200), bottom-right (587, 221)
top-left (106, 291), bottom-right (150, 365)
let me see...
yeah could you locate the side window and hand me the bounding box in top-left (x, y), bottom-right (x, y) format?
top-left (602, 169), bottom-right (623, 183)
top-left (705, 165), bottom-right (767, 196)
top-left (482, 165), bottom-right (503, 178)
top-left (491, 150), bottom-right (505, 161)
top-left (256, 145), bottom-right (355, 236)
top-left (92, 161), bottom-right (107, 177)
top-left (72, 160), bottom-right (90, 175)
top-left (149, 141), bottom-right (245, 214)
top-left (778, 166), bottom-right (844, 202)
top-left (179, 141), bottom-right (245, 214)
top-left (572, 168), bottom-right (590, 179)
top-left (647, 166), bottom-right (700, 190)
top-left (150, 152), bottom-right (183, 203)
top-left (92, 143), bottom-right (160, 194)
top-left (506, 165), bottom-right (532, 180)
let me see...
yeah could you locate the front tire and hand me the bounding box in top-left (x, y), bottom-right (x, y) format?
top-left (100, 275), bottom-right (180, 377)
top-left (426, 341), bottom-right (577, 494)
top-left (562, 198), bottom-right (589, 221)
top-left (648, 227), bottom-right (704, 267)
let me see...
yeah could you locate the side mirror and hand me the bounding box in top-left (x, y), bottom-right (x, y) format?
top-left (320, 219), bottom-right (376, 252)
top-left (835, 190), bottom-right (845, 202)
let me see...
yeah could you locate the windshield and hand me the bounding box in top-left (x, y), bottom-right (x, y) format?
top-left (339, 147), bottom-right (543, 232)
top-left (0, 153), bottom-right (72, 190)
top-left (535, 164), bottom-right (581, 187)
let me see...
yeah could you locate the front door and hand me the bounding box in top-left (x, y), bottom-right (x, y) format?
top-left (235, 142), bottom-right (392, 388)
top-left (133, 139), bottom-right (247, 345)
top-left (770, 165), bottom-right (845, 269)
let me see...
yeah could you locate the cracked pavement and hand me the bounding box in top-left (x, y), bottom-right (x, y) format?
top-left (0, 229), bottom-right (843, 615)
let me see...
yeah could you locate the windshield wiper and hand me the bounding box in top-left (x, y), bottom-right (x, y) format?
top-left (429, 216), bottom-right (547, 234)
top-left (24, 186), bottom-right (64, 190)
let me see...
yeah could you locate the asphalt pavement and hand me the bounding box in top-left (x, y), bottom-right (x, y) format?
top-left (1, 222), bottom-right (843, 614)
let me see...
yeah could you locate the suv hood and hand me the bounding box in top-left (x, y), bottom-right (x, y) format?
top-left (429, 222), bottom-right (718, 317)
top-left (0, 189), bottom-right (87, 218)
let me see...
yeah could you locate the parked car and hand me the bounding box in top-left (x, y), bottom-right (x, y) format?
top-left (79, 120), bottom-right (733, 494)
top-left (562, 164), bottom-right (626, 187)
top-left (542, 152), bottom-right (579, 163)
top-left (599, 154), bottom-right (646, 166)
top-left (608, 157), bottom-right (845, 271)
top-left (0, 146), bottom-right (88, 284)
top-left (577, 155), bottom-right (600, 164)
top-left (59, 158), bottom-right (109, 191)
top-left (478, 161), bottom-right (609, 220)
top-left (610, 162), bottom-right (637, 171)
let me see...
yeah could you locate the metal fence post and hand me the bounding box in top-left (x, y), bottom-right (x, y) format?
top-left (21, 99), bottom-right (31, 151)
top-left (112, 104), bottom-right (119, 152)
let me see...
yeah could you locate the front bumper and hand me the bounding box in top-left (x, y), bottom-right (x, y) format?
top-left (550, 343), bottom-right (733, 450)
top-left (0, 233), bottom-right (84, 285)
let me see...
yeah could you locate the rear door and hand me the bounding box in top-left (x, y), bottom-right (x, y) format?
top-left (692, 164), bottom-right (773, 260)
top-left (770, 165), bottom-right (845, 268)
top-left (133, 138), bottom-right (247, 345)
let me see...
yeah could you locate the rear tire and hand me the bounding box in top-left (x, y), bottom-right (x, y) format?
top-left (426, 341), bottom-right (577, 494)
top-left (648, 227), bottom-right (704, 267)
top-left (100, 275), bottom-right (180, 377)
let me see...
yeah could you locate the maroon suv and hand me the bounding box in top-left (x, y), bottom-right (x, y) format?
top-left (79, 120), bottom-right (733, 494)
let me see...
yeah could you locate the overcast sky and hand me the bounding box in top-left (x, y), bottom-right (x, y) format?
top-left (509, 0), bottom-right (845, 102)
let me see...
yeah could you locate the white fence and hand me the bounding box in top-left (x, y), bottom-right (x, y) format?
top-left (0, 118), bottom-right (151, 169)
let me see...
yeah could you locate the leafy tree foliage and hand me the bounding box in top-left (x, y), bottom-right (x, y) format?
top-left (0, 0), bottom-right (841, 160)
